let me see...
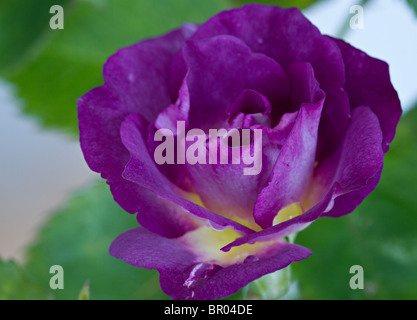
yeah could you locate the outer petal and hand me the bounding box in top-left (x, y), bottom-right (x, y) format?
top-left (78, 86), bottom-right (198, 238)
top-left (306, 106), bottom-right (384, 218)
top-left (78, 26), bottom-right (200, 238)
top-left (330, 37), bottom-right (402, 153)
top-left (103, 25), bottom-right (197, 123)
top-left (323, 166), bottom-right (383, 219)
top-left (109, 227), bottom-right (312, 300)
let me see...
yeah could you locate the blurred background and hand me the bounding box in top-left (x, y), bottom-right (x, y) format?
top-left (1, 0), bottom-right (416, 300)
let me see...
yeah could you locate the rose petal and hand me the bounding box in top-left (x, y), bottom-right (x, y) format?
top-left (183, 34), bottom-right (290, 130)
top-left (78, 86), bottom-right (198, 238)
top-left (330, 37), bottom-right (402, 153)
top-left (254, 96), bottom-right (325, 228)
top-left (191, 4), bottom-right (350, 157)
top-left (147, 123), bottom-right (194, 192)
top-left (121, 113), bottom-right (255, 235)
top-left (184, 108), bottom-right (300, 227)
top-left (228, 89), bottom-right (272, 128)
top-left (184, 129), bottom-right (278, 226)
top-left (109, 227), bottom-right (312, 300)
top-left (78, 26), bottom-right (201, 238)
top-left (103, 25), bottom-right (197, 123)
top-left (306, 106), bottom-right (384, 218)
top-left (323, 166), bottom-right (383, 218)
top-left (287, 62), bottom-right (324, 111)
top-left (221, 184), bottom-right (336, 253)
top-left (226, 106), bottom-right (385, 250)
top-left (168, 23), bottom-right (198, 101)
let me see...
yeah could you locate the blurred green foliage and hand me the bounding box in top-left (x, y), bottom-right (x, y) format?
top-left (0, 259), bottom-right (50, 300)
top-left (234, 0), bottom-right (321, 9)
top-left (407, 0), bottom-right (417, 15)
top-left (0, 0), bottom-right (73, 73)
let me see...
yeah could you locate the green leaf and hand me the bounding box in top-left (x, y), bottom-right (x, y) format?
top-left (0, 259), bottom-right (50, 300)
top-left (4, 0), bottom-right (232, 136)
top-left (24, 180), bottom-right (169, 300)
top-left (294, 108), bottom-right (417, 299)
top-left (0, 0), bottom-right (73, 73)
top-left (232, 0), bottom-right (321, 10)
top-left (407, 0), bottom-right (417, 16)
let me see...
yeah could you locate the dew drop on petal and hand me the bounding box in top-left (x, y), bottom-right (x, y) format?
top-left (209, 220), bottom-right (228, 231)
top-left (244, 255), bottom-right (259, 263)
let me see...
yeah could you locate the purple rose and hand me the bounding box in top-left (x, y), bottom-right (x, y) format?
top-left (78, 4), bottom-right (401, 300)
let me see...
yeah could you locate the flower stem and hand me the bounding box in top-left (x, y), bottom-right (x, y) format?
top-left (242, 265), bottom-right (298, 300)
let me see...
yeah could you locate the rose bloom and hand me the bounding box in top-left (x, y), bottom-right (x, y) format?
top-left (78, 4), bottom-right (401, 300)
